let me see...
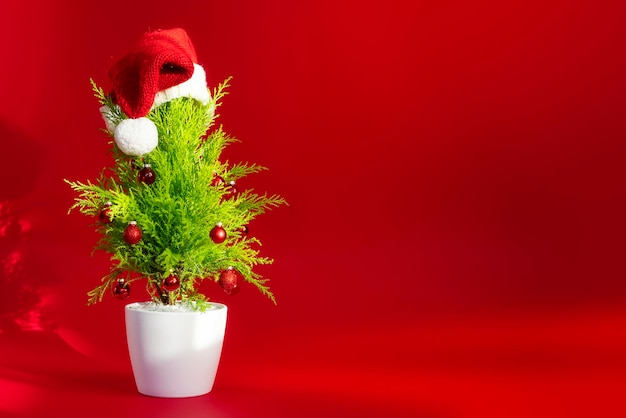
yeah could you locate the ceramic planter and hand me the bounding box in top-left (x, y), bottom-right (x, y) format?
top-left (125, 302), bottom-right (227, 398)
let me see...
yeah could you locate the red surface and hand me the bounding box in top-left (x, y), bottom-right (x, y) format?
top-left (1, 1), bottom-right (626, 417)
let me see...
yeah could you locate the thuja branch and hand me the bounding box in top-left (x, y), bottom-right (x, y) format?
top-left (67, 78), bottom-right (286, 307)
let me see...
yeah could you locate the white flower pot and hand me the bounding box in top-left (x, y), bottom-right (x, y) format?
top-left (125, 302), bottom-right (227, 398)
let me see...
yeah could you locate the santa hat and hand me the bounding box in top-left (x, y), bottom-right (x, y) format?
top-left (101, 28), bottom-right (210, 156)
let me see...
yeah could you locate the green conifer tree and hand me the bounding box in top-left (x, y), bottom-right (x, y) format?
top-left (66, 78), bottom-right (285, 309)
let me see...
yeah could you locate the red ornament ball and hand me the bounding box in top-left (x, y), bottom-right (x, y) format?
top-left (210, 223), bottom-right (227, 244)
top-left (162, 274), bottom-right (180, 292)
top-left (113, 279), bottom-right (130, 299)
top-left (99, 202), bottom-right (113, 224)
top-left (211, 173), bottom-right (224, 187)
top-left (123, 221), bottom-right (142, 245)
top-left (225, 180), bottom-right (238, 199)
top-left (218, 267), bottom-right (241, 295)
top-left (138, 164), bottom-right (156, 185)
top-left (240, 225), bottom-right (249, 236)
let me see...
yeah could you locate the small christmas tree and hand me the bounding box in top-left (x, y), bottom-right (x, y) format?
top-left (66, 29), bottom-right (285, 309)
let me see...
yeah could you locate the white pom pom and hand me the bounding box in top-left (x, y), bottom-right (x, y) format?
top-left (114, 117), bottom-right (158, 156)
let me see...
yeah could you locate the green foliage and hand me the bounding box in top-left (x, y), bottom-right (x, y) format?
top-left (66, 79), bottom-right (286, 307)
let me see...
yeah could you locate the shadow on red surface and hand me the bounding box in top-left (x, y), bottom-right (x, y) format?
top-left (1, 307), bottom-right (625, 418)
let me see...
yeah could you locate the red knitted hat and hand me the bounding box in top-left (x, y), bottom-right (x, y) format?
top-left (101, 28), bottom-right (210, 156)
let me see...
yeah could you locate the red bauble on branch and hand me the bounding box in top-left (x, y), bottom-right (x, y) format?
top-left (225, 180), bottom-right (238, 199)
top-left (123, 221), bottom-right (142, 245)
top-left (113, 279), bottom-right (130, 299)
top-left (162, 274), bottom-right (180, 292)
top-left (218, 267), bottom-right (240, 295)
top-left (138, 164), bottom-right (156, 185)
top-left (211, 172), bottom-right (224, 187)
top-left (99, 201), bottom-right (113, 224)
top-left (210, 222), bottom-right (226, 244)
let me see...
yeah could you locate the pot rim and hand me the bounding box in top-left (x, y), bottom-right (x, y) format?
top-left (125, 301), bottom-right (227, 314)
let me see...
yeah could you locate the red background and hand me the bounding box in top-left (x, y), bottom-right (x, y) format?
top-left (1, 1), bottom-right (626, 417)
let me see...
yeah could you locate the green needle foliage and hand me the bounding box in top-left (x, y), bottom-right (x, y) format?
top-left (66, 79), bottom-right (286, 309)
